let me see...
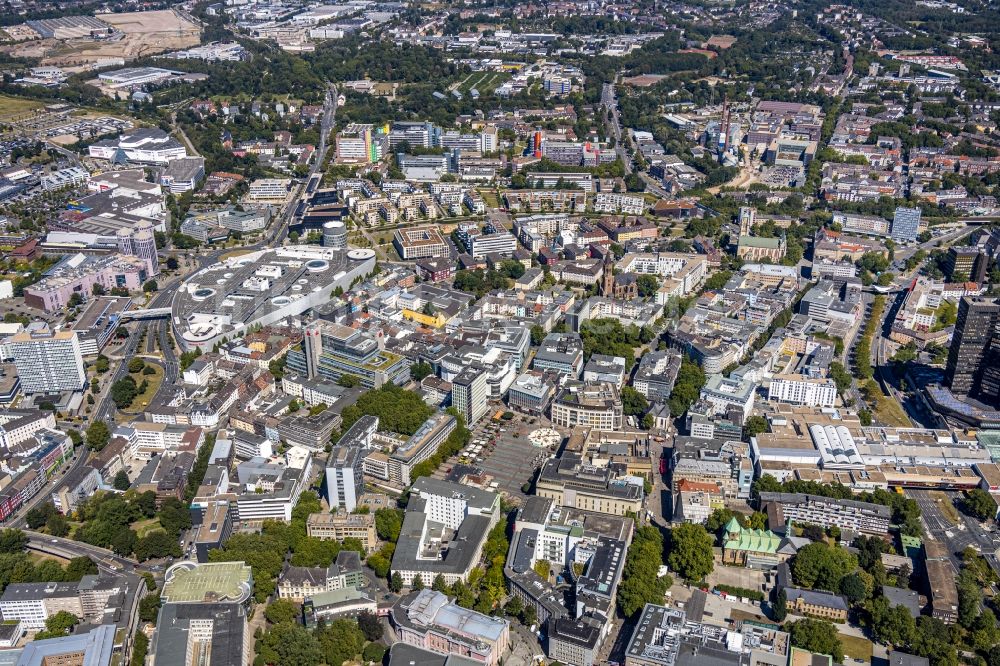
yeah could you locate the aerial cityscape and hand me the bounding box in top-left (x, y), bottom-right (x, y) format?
top-left (0, 0), bottom-right (994, 664)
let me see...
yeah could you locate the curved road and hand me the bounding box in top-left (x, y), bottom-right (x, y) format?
top-left (25, 530), bottom-right (151, 573)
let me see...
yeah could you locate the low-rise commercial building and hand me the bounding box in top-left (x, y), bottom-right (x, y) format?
top-left (535, 452), bottom-right (643, 516)
top-left (306, 510), bottom-right (378, 553)
top-left (550, 381), bottom-right (623, 430)
top-left (391, 590), bottom-right (510, 666)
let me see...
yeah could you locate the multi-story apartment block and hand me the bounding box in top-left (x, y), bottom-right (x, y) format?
top-left (944, 297), bottom-right (1000, 403)
top-left (381, 413), bottom-right (457, 486)
top-left (757, 491), bottom-right (891, 535)
top-left (616, 253), bottom-right (708, 296)
top-left (593, 193), bottom-right (646, 215)
top-left (457, 221), bottom-right (517, 258)
top-left (831, 212), bottom-right (890, 237)
top-left (393, 226), bottom-right (450, 260)
top-left (0, 576), bottom-right (127, 629)
top-left (336, 124), bottom-right (377, 163)
top-left (234, 463), bottom-right (307, 523)
top-left (767, 375), bottom-right (837, 408)
top-left (247, 178), bottom-right (290, 201)
top-left (452, 366), bottom-right (489, 427)
top-left (533, 332), bottom-right (584, 378)
top-left (391, 478), bottom-right (500, 586)
top-left (633, 351), bottom-right (682, 401)
top-left (891, 206), bottom-right (922, 243)
top-left (114, 422), bottom-right (204, 460)
top-left (323, 445), bottom-right (364, 512)
top-left (671, 437), bottom-right (754, 499)
top-left (0, 411), bottom-right (57, 450)
top-left (551, 381), bottom-right (623, 430)
top-left (9, 323), bottom-right (86, 394)
top-left (306, 511), bottom-right (378, 553)
top-left (699, 374), bottom-right (757, 421)
top-left (290, 320), bottom-right (409, 389)
top-left (508, 370), bottom-right (556, 415)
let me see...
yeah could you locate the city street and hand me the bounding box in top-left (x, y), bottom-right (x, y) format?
top-left (908, 489), bottom-right (1000, 570)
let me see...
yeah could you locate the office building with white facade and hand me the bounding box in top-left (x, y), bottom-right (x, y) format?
top-left (9, 323), bottom-right (86, 394)
top-left (324, 446), bottom-right (364, 512)
top-left (452, 366), bottom-right (489, 426)
top-left (767, 375), bottom-right (837, 408)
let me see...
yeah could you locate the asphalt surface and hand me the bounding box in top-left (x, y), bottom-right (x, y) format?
top-left (601, 80), bottom-right (633, 175)
top-left (25, 530), bottom-right (158, 573)
top-left (907, 489), bottom-right (1000, 570)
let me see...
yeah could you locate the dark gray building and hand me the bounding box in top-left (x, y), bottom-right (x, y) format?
top-left (945, 297), bottom-right (1000, 404)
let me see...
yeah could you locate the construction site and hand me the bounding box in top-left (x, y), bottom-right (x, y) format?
top-left (1, 10), bottom-right (201, 71)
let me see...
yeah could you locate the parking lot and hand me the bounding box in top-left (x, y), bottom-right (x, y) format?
top-left (435, 410), bottom-right (560, 506)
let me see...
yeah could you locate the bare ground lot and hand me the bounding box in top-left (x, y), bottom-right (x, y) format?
top-left (3, 10), bottom-right (199, 68)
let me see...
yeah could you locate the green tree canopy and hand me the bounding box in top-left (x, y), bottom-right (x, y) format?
top-left (667, 523), bottom-right (714, 583)
top-left (788, 618), bottom-right (843, 662)
top-left (618, 525), bottom-right (671, 618)
top-left (790, 542), bottom-right (857, 591)
top-left (264, 599), bottom-right (299, 625)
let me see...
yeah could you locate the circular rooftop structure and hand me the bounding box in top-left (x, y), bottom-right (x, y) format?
top-left (529, 428), bottom-right (562, 448)
top-left (305, 259), bottom-right (329, 273)
top-left (191, 287), bottom-right (215, 301)
top-left (162, 561), bottom-right (254, 605)
top-left (172, 245), bottom-right (378, 351)
top-left (347, 248), bottom-right (376, 261)
top-left (182, 319), bottom-right (221, 343)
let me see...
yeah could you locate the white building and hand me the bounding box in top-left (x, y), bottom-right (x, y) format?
top-left (324, 446), bottom-right (364, 512)
top-left (617, 252), bottom-right (707, 295)
top-left (97, 66), bottom-right (182, 88)
top-left (247, 179), bottom-right (291, 201)
top-left (480, 127), bottom-right (498, 153)
top-left (9, 324), bottom-right (85, 394)
top-left (593, 193), bottom-right (646, 215)
top-left (768, 375), bottom-right (837, 408)
top-left (88, 128), bottom-right (188, 165)
top-left (0, 411), bottom-right (57, 450)
top-left (115, 422), bottom-right (203, 460)
top-left (412, 476), bottom-right (500, 530)
top-left (699, 374), bottom-right (757, 421)
top-left (40, 167), bottom-right (89, 191)
top-left (550, 381), bottom-right (623, 430)
top-left (452, 366), bottom-right (489, 426)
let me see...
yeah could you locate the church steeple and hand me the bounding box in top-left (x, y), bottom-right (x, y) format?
top-left (601, 252), bottom-right (615, 296)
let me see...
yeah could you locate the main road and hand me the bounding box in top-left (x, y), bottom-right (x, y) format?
top-left (908, 489), bottom-right (1000, 570)
top-left (25, 530), bottom-right (156, 574)
top-left (601, 80), bottom-right (633, 175)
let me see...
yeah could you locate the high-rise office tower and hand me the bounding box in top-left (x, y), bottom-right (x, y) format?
top-left (9, 323), bottom-right (86, 394)
top-left (452, 365), bottom-right (488, 426)
top-left (945, 297), bottom-right (1000, 403)
top-left (891, 207), bottom-right (921, 243)
top-left (323, 446), bottom-right (364, 512)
